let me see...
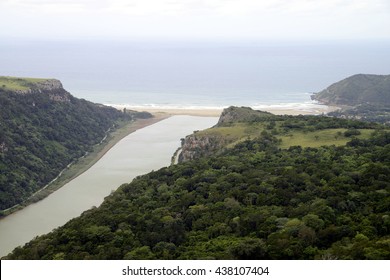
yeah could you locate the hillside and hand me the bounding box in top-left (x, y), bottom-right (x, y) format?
top-left (179, 106), bottom-right (378, 162)
top-left (0, 76), bottom-right (148, 212)
top-left (5, 107), bottom-right (389, 260)
top-left (311, 74), bottom-right (390, 124)
top-left (312, 74), bottom-right (390, 106)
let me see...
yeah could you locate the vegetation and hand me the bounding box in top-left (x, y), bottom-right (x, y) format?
top-left (5, 108), bottom-right (389, 260)
top-left (0, 78), bottom-right (149, 212)
top-left (179, 107), bottom-right (379, 161)
top-left (312, 74), bottom-right (390, 106)
top-left (0, 76), bottom-right (48, 91)
top-left (328, 104), bottom-right (390, 125)
top-left (311, 74), bottom-right (390, 125)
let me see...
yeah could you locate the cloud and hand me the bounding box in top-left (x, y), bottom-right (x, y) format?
top-left (1, 0), bottom-right (86, 13)
top-left (2, 0), bottom-right (389, 16)
top-left (0, 0), bottom-right (389, 40)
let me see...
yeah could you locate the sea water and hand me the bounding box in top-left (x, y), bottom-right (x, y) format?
top-left (1, 39), bottom-right (390, 110)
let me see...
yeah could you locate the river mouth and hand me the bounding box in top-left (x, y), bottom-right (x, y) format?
top-left (0, 115), bottom-right (218, 257)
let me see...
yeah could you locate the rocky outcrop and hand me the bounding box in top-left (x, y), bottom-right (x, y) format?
top-left (35, 79), bottom-right (63, 91)
top-left (178, 134), bottom-right (227, 162)
top-left (36, 79), bottom-right (71, 101)
top-left (13, 79), bottom-right (71, 102)
top-left (0, 141), bottom-right (8, 154)
top-left (217, 106), bottom-right (272, 126)
top-left (179, 107), bottom-right (273, 162)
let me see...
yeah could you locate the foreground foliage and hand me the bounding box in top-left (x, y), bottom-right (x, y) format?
top-left (6, 115), bottom-right (389, 260)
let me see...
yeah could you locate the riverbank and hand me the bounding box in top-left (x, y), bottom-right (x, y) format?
top-left (0, 115), bottom-right (218, 257)
top-left (0, 114), bottom-right (169, 217)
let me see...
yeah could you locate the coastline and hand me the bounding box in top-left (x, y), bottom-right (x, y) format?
top-left (110, 103), bottom-right (339, 117)
top-left (0, 114), bottom-right (169, 217)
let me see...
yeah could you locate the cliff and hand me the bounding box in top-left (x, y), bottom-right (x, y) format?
top-left (0, 77), bottom-right (71, 102)
top-left (178, 133), bottom-right (227, 162)
top-left (217, 106), bottom-right (273, 126)
top-left (179, 107), bottom-right (274, 162)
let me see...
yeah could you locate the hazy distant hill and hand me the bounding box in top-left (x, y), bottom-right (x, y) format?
top-left (312, 74), bottom-right (390, 106)
top-left (0, 77), bottom-right (140, 211)
top-left (312, 74), bottom-right (390, 124)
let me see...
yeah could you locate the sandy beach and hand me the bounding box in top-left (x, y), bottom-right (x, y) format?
top-left (112, 104), bottom-right (339, 117)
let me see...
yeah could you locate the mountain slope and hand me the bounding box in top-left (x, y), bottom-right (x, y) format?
top-left (5, 107), bottom-right (389, 260)
top-left (0, 77), bottom-right (138, 211)
top-left (179, 106), bottom-right (378, 161)
top-left (312, 74), bottom-right (390, 106)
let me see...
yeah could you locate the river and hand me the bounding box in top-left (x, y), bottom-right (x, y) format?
top-left (0, 115), bottom-right (218, 257)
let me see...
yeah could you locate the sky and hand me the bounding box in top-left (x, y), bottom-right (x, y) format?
top-left (0, 0), bottom-right (389, 41)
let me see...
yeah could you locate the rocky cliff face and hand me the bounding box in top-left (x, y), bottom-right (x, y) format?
top-left (217, 106), bottom-right (272, 126)
top-left (178, 134), bottom-right (227, 162)
top-left (13, 79), bottom-right (71, 102)
top-left (35, 79), bottom-right (63, 91)
top-left (179, 107), bottom-right (273, 162)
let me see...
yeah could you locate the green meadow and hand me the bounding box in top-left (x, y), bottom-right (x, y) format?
top-left (196, 121), bottom-right (376, 150)
top-left (0, 76), bottom-right (48, 91)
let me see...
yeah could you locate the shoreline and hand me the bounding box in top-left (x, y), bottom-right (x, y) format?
top-left (111, 104), bottom-right (339, 117)
top-left (0, 114), bottom-right (169, 217)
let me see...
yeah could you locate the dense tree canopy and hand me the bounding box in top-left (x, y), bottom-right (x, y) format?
top-left (6, 114), bottom-right (389, 260)
top-left (0, 88), bottom-right (132, 210)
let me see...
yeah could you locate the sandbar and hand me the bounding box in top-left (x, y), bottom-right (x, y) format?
top-left (112, 104), bottom-right (338, 117)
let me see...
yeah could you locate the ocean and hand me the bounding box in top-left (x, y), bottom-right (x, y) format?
top-left (1, 39), bottom-right (390, 111)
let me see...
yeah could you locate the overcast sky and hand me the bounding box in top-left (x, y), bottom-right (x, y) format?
top-left (0, 0), bottom-right (389, 41)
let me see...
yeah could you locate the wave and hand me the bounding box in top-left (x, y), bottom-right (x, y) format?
top-left (104, 99), bottom-right (332, 115)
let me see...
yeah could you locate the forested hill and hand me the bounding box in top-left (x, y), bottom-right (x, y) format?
top-left (312, 74), bottom-right (390, 106)
top-left (312, 74), bottom-right (390, 124)
top-left (0, 77), bottom-right (141, 211)
top-left (6, 107), bottom-right (389, 260)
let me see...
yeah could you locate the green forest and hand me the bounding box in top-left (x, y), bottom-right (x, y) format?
top-left (312, 74), bottom-right (390, 124)
top-left (0, 85), bottom-right (138, 211)
top-left (6, 109), bottom-right (389, 260)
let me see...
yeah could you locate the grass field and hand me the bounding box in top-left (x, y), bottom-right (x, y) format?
top-left (196, 122), bottom-right (376, 150)
top-left (0, 76), bottom-right (48, 91)
top-left (278, 128), bottom-right (375, 148)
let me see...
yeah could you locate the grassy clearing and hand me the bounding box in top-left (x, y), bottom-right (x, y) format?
top-left (278, 129), bottom-right (375, 148)
top-left (0, 76), bottom-right (48, 91)
top-left (197, 122), bottom-right (376, 150)
top-left (197, 124), bottom-right (248, 138)
top-left (197, 123), bottom-right (268, 139)
top-left (196, 123), bottom-right (266, 149)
